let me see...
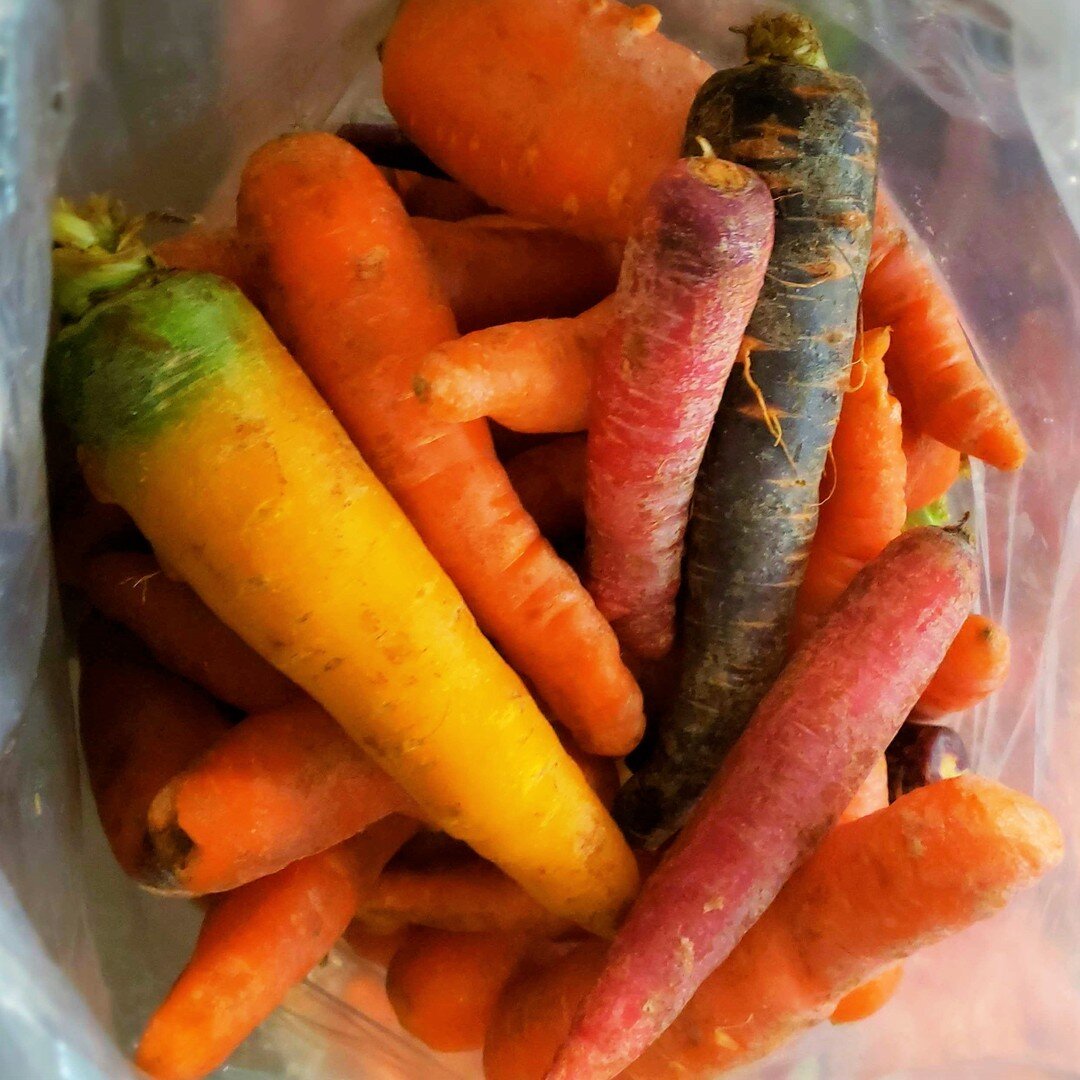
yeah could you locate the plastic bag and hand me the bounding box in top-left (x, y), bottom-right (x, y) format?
top-left (3, 0), bottom-right (1079, 1076)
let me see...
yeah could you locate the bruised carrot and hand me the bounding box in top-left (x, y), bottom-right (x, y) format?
top-left (616, 13), bottom-right (879, 844)
top-left (505, 437), bottom-right (587, 541)
top-left (551, 527), bottom-right (978, 1079)
top-left (902, 422), bottom-right (961, 510)
top-left (916, 614), bottom-right (1011, 717)
top-left (146, 698), bottom-right (420, 895)
top-left (78, 616), bottom-right (231, 881)
top-left (387, 928), bottom-right (534, 1052)
top-left (343, 923), bottom-right (409, 970)
top-left (82, 551), bottom-right (299, 713)
top-left (153, 227), bottom-right (256, 298)
top-left (863, 194), bottom-right (1027, 470)
top-left (586, 156), bottom-right (774, 659)
top-left (382, 0), bottom-right (714, 241)
top-left (415, 300), bottom-right (612, 434)
top-left (791, 329), bottom-right (906, 643)
top-left (238, 132), bottom-right (644, 761)
top-left (411, 215), bottom-right (617, 333)
top-left (49, 199), bottom-right (638, 937)
top-left (135, 818), bottom-right (417, 1080)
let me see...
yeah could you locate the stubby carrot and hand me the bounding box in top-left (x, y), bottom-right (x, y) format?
top-left (863, 195), bottom-right (1027, 470)
top-left (382, 0), bottom-right (714, 241)
top-left (587, 156), bottom-right (774, 659)
top-left (411, 215), bottom-right (617, 332)
top-left (146, 698), bottom-right (420, 895)
top-left (505, 437), bottom-right (587, 541)
top-left (415, 300), bottom-right (612, 434)
top-left (916, 614), bottom-right (1011, 717)
top-left (902, 422), bottom-right (961, 511)
top-left (791, 329), bottom-right (907, 643)
top-left (83, 551), bottom-right (299, 713)
top-left (154, 227), bottom-right (256, 298)
top-left (387, 928), bottom-right (534, 1052)
top-left (48, 200), bottom-right (638, 937)
top-left (237, 132), bottom-right (643, 760)
top-left (616, 13), bottom-right (879, 844)
top-left (550, 527), bottom-right (978, 1080)
top-left (135, 818), bottom-right (417, 1080)
top-left (78, 616), bottom-right (231, 882)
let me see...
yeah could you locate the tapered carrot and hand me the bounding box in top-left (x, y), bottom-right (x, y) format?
top-left (135, 817), bottom-right (417, 1080)
top-left (415, 301), bottom-right (611, 434)
top-left (382, 0), bottom-right (713, 241)
top-left (82, 551), bottom-right (299, 713)
top-left (902, 423), bottom-right (961, 510)
top-left (412, 215), bottom-right (617, 333)
top-left (78, 616), bottom-right (231, 881)
top-left (238, 132), bottom-right (643, 759)
top-left (387, 928), bottom-right (534, 1052)
top-left (153, 227), bottom-right (256, 298)
top-left (146, 698), bottom-right (420, 895)
top-left (792, 329), bottom-right (907, 643)
top-left (505, 437), bottom-right (587, 541)
top-left (863, 195), bottom-right (1027, 470)
top-left (485, 777), bottom-right (1062, 1080)
top-left (916, 614), bottom-right (1011, 717)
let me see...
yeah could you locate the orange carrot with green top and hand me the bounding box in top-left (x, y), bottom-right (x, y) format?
top-left (237, 131), bottom-right (643, 759)
top-left (916, 614), bottom-right (1011, 717)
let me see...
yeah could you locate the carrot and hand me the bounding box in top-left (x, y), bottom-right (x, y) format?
top-left (153, 226), bottom-right (256, 298)
top-left (615, 14), bottom-right (879, 845)
top-left (902, 422), bottom-right (961, 510)
top-left (830, 964), bottom-right (904, 1025)
top-left (382, 0), bottom-right (713, 241)
top-left (486, 776), bottom-right (1062, 1080)
top-left (82, 551), bottom-right (299, 713)
top-left (48, 200), bottom-right (638, 937)
top-left (135, 817), bottom-right (417, 1080)
top-left (78, 616), bottom-right (231, 881)
top-left (791, 329), bottom-right (907, 643)
top-left (916, 613), bottom-right (1011, 718)
top-left (343, 923), bottom-right (409, 970)
top-left (550, 527), bottom-right (978, 1079)
top-left (414, 300), bottom-right (611, 434)
top-left (387, 928), bottom-right (534, 1052)
top-left (237, 132), bottom-right (644, 761)
top-left (393, 171), bottom-right (493, 221)
top-left (863, 194), bottom-right (1027, 470)
top-left (411, 215), bottom-right (618, 333)
top-left (335, 121), bottom-right (450, 179)
top-left (146, 698), bottom-right (420, 895)
top-left (505, 437), bottom-right (587, 541)
top-left (587, 156), bottom-right (774, 659)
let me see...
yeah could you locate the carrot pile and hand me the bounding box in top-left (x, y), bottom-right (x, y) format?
top-left (46, 4), bottom-right (1049, 1079)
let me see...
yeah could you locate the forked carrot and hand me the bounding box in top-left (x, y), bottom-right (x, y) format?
top-left (916, 614), bottom-right (1011, 717)
top-left (505, 437), bottom-right (587, 541)
top-left (902, 422), bottom-right (961, 511)
top-left (237, 131), bottom-right (643, 758)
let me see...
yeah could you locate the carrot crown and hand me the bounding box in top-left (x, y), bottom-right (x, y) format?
top-left (739, 12), bottom-right (828, 68)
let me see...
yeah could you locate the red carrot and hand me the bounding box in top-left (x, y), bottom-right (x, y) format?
top-left (505, 437), bottom-right (587, 541)
top-left (916, 613), bottom-right (1011, 717)
top-left (549, 527), bottom-right (978, 1079)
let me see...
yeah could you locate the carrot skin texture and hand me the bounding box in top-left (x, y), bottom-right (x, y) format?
top-left (238, 132), bottom-right (643, 761)
top-left (586, 159), bottom-right (774, 659)
top-left (616, 28), bottom-right (879, 845)
top-left (550, 527), bottom-right (978, 1080)
top-left (147, 698), bottom-right (420, 894)
top-left (916, 613), bottom-right (1011, 717)
top-left (505, 437), bottom-right (587, 541)
top-left (83, 551), bottom-right (299, 713)
top-left (902, 423), bottom-right (961, 510)
top-left (382, 0), bottom-right (714, 241)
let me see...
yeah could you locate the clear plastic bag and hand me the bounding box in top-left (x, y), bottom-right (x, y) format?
top-left (3, 0), bottom-right (1079, 1076)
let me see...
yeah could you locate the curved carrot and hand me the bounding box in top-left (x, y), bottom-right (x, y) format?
top-left (415, 301), bottom-right (611, 434)
top-left (792, 329), bottom-right (907, 643)
top-left (146, 698), bottom-right (420, 895)
top-left (916, 613), bottom-right (1011, 718)
top-left (82, 551), bottom-right (299, 713)
top-left (505, 437), bottom-right (587, 541)
top-left (863, 195), bottom-right (1027, 470)
top-left (382, 0), bottom-right (714, 241)
top-left (237, 131), bottom-right (643, 759)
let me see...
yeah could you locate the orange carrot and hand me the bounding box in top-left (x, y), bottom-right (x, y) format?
top-left (382, 0), bottom-right (714, 241)
top-left (863, 196), bottom-right (1027, 470)
top-left (153, 227), bottom-right (256, 298)
top-left (415, 301), bottom-right (611, 433)
top-left (82, 551), bottom-right (299, 713)
top-left (916, 613), bottom-right (1011, 718)
top-left (412, 215), bottom-right (617, 332)
top-left (505, 437), bottom-right (587, 541)
top-left (792, 329), bottom-right (907, 643)
top-left (902, 423), bottom-right (962, 510)
top-left (135, 817), bottom-right (417, 1080)
top-left (78, 616), bottom-right (231, 882)
top-left (237, 131), bottom-right (643, 757)
top-left (387, 927), bottom-right (534, 1052)
top-left (343, 923), bottom-right (409, 969)
top-left (830, 964), bottom-right (903, 1025)
top-left (146, 698), bottom-right (420, 895)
